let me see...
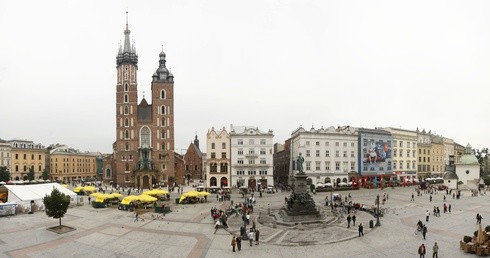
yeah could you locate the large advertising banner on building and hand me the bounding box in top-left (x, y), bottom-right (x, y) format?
top-left (358, 129), bottom-right (393, 175)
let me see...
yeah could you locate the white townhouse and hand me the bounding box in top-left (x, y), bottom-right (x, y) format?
top-left (290, 126), bottom-right (358, 186)
top-left (230, 125), bottom-right (274, 190)
top-left (205, 126), bottom-right (231, 188)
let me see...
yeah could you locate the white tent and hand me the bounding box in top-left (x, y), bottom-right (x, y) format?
top-left (0, 183), bottom-right (77, 210)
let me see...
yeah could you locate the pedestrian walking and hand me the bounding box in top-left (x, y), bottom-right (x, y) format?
top-left (214, 220), bottom-right (221, 234)
top-left (411, 193), bottom-right (415, 201)
top-left (358, 223), bottom-right (364, 237)
top-left (476, 213), bottom-right (480, 224)
top-left (255, 229), bottom-right (260, 245)
top-left (236, 236), bottom-right (242, 251)
top-left (347, 214), bottom-right (351, 228)
top-left (134, 212), bottom-right (139, 222)
top-left (448, 204), bottom-right (452, 213)
top-left (231, 236), bottom-right (236, 252)
top-left (352, 214), bottom-right (357, 226)
top-left (418, 243), bottom-right (426, 258)
top-left (422, 225), bottom-right (428, 240)
top-left (443, 195), bottom-right (446, 202)
top-left (430, 195), bottom-right (432, 202)
top-left (248, 229), bottom-right (255, 246)
top-left (426, 210), bottom-right (430, 222)
top-left (433, 242), bottom-right (439, 258)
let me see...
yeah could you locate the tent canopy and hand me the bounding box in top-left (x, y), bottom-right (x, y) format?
top-left (0, 183), bottom-right (77, 204)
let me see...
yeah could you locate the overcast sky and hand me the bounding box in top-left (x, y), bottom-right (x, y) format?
top-left (1, 0), bottom-right (489, 154)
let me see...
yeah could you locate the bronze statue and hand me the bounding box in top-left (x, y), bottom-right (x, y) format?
top-left (296, 153), bottom-right (305, 174)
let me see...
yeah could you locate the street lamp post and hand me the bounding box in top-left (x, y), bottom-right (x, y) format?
top-left (375, 194), bottom-right (381, 226)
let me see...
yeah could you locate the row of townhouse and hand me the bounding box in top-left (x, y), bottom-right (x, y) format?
top-left (0, 139), bottom-right (102, 182)
top-left (273, 126), bottom-right (468, 188)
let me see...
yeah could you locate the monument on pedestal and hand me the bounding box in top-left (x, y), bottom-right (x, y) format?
top-left (280, 153), bottom-right (323, 222)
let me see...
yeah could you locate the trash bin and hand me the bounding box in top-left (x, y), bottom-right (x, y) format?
top-left (175, 198), bottom-right (179, 204)
top-left (369, 220), bottom-right (374, 228)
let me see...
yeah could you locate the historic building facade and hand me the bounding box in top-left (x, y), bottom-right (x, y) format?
top-left (8, 140), bottom-right (45, 181)
top-left (183, 136), bottom-right (204, 184)
top-left (456, 144), bottom-right (480, 189)
top-left (290, 126), bottom-right (358, 186)
top-left (382, 127), bottom-right (418, 181)
top-left (273, 139), bottom-right (291, 188)
top-left (443, 137), bottom-right (455, 165)
top-left (230, 125), bottom-right (273, 190)
top-left (417, 129), bottom-right (432, 179)
top-left (357, 128), bottom-right (393, 186)
top-left (0, 139), bottom-right (12, 173)
top-left (430, 135), bottom-right (445, 176)
top-left (49, 145), bottom-right (98, 183)
top-left (105, 15), bottom-right (176, 188)
top-left (206, 127), bottom-right (230, 188)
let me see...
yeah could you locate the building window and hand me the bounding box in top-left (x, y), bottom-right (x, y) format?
top-left (394, 149), bottom-right (397, 157)
top-left (399, 141), bottom-right (403, 147)
top-left (316, 150), bottom-right (320, 157)
top-left (260, 149), bottom-right (266, 155)
top-left (211, 143), bottom-right (215, 149)
top-left (305, 161), bottom-right (311, 171)
top-left (220, 163), bottom-right (228, 172)
top-left (124, 83), bottom-right (129, 92)
top-left (325, 162), bottom-right (330, 171)
top-left (238, 159), bottom-right (244, 164)
top-left (406, 162), bottom-right (410, 169)
top-left (210, 163), bottom-right (217, 172)
top-left (315, 161), bottom-right (321, 170)
top-left (238, 149), bottom-right (243, 155)
top-left (351, 143), bottom-right (355, 147)
top-left (306, 150), bottom-right (310, 157)
top-left (124, 105), bottom-right (129, 115)
top-left (161, 106), bottom-right (166, 115)
top-left (124, 94), bottom-right (128, 103)
top-left (260, 159), bottom-right (266, 164)
top-left (221, 152), bottom-right (226, 159)
top-left (351, 151), bottom-right (355, 158)
top-left (343, 151), bottom-right (347, 157)
top-left (335, 162), bottom-right (340, 171)
top-left (335, 142), bottom-right (339, 147)
top-left (140, 127), bottom-right (150, 146)
top-left (222, 142), bottom-right (226, 149)
top-left (260, 139), bottom-right (266, 145)
top-left (125, 163), bottom-right (130, 171)
top-left (306, 141), bottom-right (310, 146)
top-left (160, 90), bottom-right (166, 99)
top-left (125, 130), bottom-right (130, 139)
top-left (343, 142), bottom-right (347, 147)
top-left (249, 139), bottom-right (254, 145)
top-left (335, 151), bottom-right (339, 157)
top-left (125, 118), bottom-right (129, 127)
top-left (325, 151), bottom-right (330, 157)
top-left (350, 162), bottom-right (355, 170)
top-left (249, 149), bottom-right (255, 155)
top-left (316, 141), bottom-right (320, 146)
top-left (248, 160), bottom-right (255, 165)
top-left (407, 150), bottom-right (410, 157)
top-left (15, 154), bottom-right (18, 159)
top-left (238, 139), bottom-right (243, 145)
top-left (211, 152), bottom-right (216, 159)
top-left (125, 143), bottom-right (130, 151)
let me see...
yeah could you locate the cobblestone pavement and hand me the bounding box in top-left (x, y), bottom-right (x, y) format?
top-left (0, 186), bottom-right (486, 257)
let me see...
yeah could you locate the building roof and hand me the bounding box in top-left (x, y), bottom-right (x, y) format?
top-left (443, 171), bottom-right (458, 180)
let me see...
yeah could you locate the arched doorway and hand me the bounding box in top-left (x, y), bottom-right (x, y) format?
top-left (248, 179), bottom-right (257, 190)
top-left (324, 177), bottom-right (331, 183)
top-left (342, 178), bottom-right (347, 183)
top-left (220, 177), bottom-right (228, 187)
top-left (336, 178), bottom-right (341, 186)
top-left (142, 175), bottom-right (150, 189)
top-left (210, 177), bottom-right (217, 187)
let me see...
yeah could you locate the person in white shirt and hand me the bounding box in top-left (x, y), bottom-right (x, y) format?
top-left (248, 229), bottom-right (255, 246)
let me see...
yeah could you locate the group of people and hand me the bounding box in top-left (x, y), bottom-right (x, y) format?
top-left (230, 227), bottom-right (261, 252)
top-left (418, 242), bottom-right (439, 258)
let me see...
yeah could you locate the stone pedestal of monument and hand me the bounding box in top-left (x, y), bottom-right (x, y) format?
top-left (280, 172), bottom-right (323, 222)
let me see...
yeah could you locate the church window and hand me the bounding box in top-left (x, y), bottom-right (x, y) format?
top-left (124, 105), bottom-right (129, 115)
top-left (124, 83), bottom-right (129, 92)
top-left (125, 143), bottom-right (130, 151)
top-left (125, 163), bottom-right (130, 171)
top-left (124, 118), bottom-right (129, 127)
top-left (140, 127), bottom-right (151, 147)
top-left (161, 105), bottom-right (166, 115)
top-left (125, 130), bottom-right (129, 139)
top-left (162, 142), bottom-right (166, 150)
top-left (124, 94), bottom-right (128, 103)
top-left (160, 90), bottom-right (166, 99)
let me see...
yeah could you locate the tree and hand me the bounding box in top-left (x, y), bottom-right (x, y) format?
top-left (41, 169), bottom-right (50, 181)
top-left (27, 167), bottom-right (35, 181)
top-left (484, 176), bottom-right (490, 186)
top-left (0, 166), bottom-right (10, 182)
top-left (43, 188), bottom-right (71, 229)
top-left (473, 148), bottom-right (489, 176)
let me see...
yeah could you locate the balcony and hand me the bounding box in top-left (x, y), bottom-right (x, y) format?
top-left (245, 153), bottom-right (258, 159)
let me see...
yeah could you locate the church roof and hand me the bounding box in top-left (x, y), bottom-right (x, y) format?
top-left (442, 171), bottom-right (458, 180)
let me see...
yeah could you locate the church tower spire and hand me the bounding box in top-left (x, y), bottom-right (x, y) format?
top-left (117, 11), bottom-right (138, 66)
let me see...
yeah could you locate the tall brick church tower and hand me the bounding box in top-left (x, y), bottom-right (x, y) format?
top-left (112, 13), bottom-right (175, 188)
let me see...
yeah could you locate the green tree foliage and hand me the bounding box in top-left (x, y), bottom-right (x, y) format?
top-left (0, 166), bottom-right (10, 182)
top-left (473, 148), bottom-right (489, 176)
top-left (43, 188), bottom-right (71, 229)
top-left (27, 167), bottom-right (35, 181)
top-left (484, 176), bottom-right (490, 186)
top-left (41, 169), bottom-right (49, 181)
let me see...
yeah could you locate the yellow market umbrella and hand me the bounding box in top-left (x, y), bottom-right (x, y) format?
top-left (90, 193), bottom-right (103, 198)
top-left (74, 186), bottom-right (83, 193)
top-left (62, 184), bottom-right (68, 188)
top-left (196, 191), bottom-right (210, 197)
top-left (179, 194), bottom-right (187, 203)
top-left (138, 194), bottom-right (157, 202)
top-left (183, 191), bottom-right (199, 197)
top-left (121, 195), bottom-right (139, 205)
top-left (84, 186), bottom-right (97, 192)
